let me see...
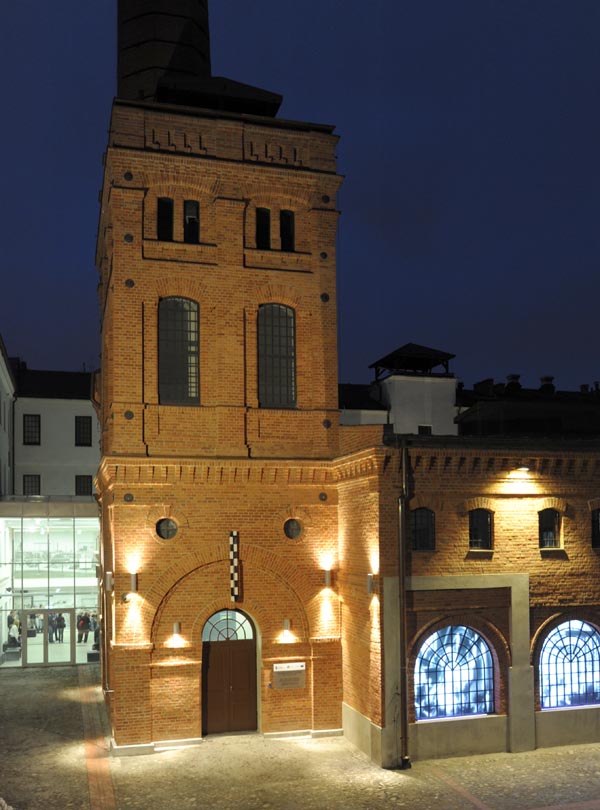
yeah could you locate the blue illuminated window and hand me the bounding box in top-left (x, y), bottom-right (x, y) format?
top-left (414, 625), bottom-right (494, 719)
top-left (539, 620), bottom-right (600, 709)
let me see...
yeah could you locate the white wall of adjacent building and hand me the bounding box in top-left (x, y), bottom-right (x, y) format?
top-left (0, 351), bottom-right (14, 497)
top-left (14, 397), bottom-right (100, 497)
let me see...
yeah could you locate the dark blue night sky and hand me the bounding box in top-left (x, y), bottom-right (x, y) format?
top-left (2, 1), bottom-right (600, 390)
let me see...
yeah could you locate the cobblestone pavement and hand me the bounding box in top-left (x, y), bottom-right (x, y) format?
top-left (2, 665), bottom-right (600, 810)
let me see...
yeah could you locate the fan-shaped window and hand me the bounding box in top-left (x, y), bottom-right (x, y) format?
top-left (414, 625), bottom-right (494, 719)
top-left (257, 304), bottom-right (296, 408)
top-left (202, 610), bottom-right (254, 642)
top-left (539, 620), bottom-right (600, 709)
top-left (158, 297), bottom-right (199, 405)
top-left (411, 507), bottom-right (435, 551)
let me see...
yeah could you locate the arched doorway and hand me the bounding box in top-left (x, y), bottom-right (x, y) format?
top-left (201, 609), bottom-right (257, 735)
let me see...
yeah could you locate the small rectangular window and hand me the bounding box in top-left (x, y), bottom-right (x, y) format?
top-left (75, 475), bottom-right (93, 496)
top-left (23, 474), bottom-right (41, 496)
top-left (183, 200), bottom-right (200, 243)
top-left (256, 207), bottom-right (271, 249)
top-left (157, 197), bottom-right (174, 241)
top-left (418, 425), bottom-right (432, 436)
top-left (23, 414), bottom-right (40, 445)
top-left (539, 508), bottom-right (560, 548)
top-left (469, 509), bottom-right (493, 550)
top-left (75, 415), bottom-right (92, 447)
top-left (280, 210), bottom-right (295, 252)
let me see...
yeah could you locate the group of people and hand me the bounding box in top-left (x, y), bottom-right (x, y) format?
top-left (6, 608), bottom-right (98, 647)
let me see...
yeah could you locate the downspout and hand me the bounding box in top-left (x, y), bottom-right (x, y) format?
top-left (397, 438), bottom-right (411, 768)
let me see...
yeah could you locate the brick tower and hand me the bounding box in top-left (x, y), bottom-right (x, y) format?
top-left (96, 0), bottom-right (344, 747)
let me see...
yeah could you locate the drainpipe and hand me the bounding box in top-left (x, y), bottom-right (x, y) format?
top-left (397, 438), bottom-right (411, 768)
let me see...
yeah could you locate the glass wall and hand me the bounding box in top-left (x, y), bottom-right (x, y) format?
top-left (0, 515), bottom-right (99, 667)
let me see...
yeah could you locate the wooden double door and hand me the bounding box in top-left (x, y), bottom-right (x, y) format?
top-left (201, 637), bottom-right (257, 734)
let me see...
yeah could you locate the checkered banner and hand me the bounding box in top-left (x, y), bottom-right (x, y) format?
top-left (229, 531), bottom-right (240, 602)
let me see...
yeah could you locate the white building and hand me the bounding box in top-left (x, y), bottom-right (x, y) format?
top-left (339, 343), bottom-right (459, 436)
top-left (11, 362), bottom-right (100, 498)
top-left (0, 335), bottom-right (15, 497)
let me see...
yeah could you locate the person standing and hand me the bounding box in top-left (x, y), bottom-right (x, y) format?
top-left (81, 613), bottom-right (91, 643)
top-left (56, 613), bottom-right (65, 643)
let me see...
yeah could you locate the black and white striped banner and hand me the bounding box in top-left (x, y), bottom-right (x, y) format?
top-left (229, 531), bottom-right (239, 602)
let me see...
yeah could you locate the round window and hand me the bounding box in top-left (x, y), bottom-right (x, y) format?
top-left (156, 518), bottom-right (178, 540)
top-left (284, 519), bottom-right (302, 539)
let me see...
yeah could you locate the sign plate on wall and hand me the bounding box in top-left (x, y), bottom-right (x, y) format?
top-left (273, 661), bottom-right (306, 689)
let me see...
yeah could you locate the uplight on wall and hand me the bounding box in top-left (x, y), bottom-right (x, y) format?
top-left (130, 573), bottom-right (138, 593)
top-left (105, 572), bottom-right (114, 592)
top-left (367, 573), bottom-right (376, 595)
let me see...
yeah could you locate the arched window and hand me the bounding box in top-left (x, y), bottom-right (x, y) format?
top-left (469, 508), bottom-right (493, 549)
top-left (539, 508), bottom-right (560, 548)
top-left (202, 610), bottom-right (254, 641)
top-left (257, 304), bottom-right (296, 408)
top-left (158, 297), bottom-right (199, 405)
top-left (414, 625), bottom-right (494, 719)
top-left (539, 620), bottom-right (600, 709)
top-left (411, 507), bottom-right (435, 551)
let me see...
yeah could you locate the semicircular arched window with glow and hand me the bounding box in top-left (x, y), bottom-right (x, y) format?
top-left (414, 625), bottom-right (494, 720)
top-left (201, 610), bottom-right (254, 642)
top-left (539, 620), bottom-right (600, 709)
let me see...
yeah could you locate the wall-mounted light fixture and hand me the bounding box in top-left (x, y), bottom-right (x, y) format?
top-left (105, 572), bottom-right (114, 592)
top-left (324, 569), bottom-right (332, 587)
top-left (367, 573), bottom-right (375, 595)
top-left (283, 618), bottom-right (291, 632)
top-left (121, 592), bottom-right (131, 603)
top-left (173, 622), bottom-right (181, 635)
top-left (130, 573), bottom-right (138, 593)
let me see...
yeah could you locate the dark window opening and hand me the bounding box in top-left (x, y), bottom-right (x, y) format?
top-left (23, 414), bottom-right (40, 445)
top-left (157, 197), bottom-right (174, 241)
top-left (411, 507), bottom-right (436, 551)
top-left (539, 508), bottom-right (561, 548)
top-left (469, 508), bottom-right (493, 550)
top-left (256, 207), bottom-right (271, 249)
top-left (280, 210), bottom-right (295, 252)
top-left (418, 425), bottom-right (432, 436)
top-left (257, 304), bottom-right (296, 408)
top-left (75, 415), bottom-right (92, 447)
top-left (158, 297), bottom-right (200, 405)
top-left (75, 475), bottom-right (93, 496)
top-left (23, 474), bottom-right (40, 496)
top-left (183, 200), bottom-right (200, 243)
top-left (592, 509), bottom-right (600, 549)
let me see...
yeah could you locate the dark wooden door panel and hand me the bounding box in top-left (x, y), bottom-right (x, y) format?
top-left (202, 638), bottom-right (257, 734)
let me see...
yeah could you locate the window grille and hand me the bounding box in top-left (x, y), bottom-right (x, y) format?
top-left (539, 508), bottom-right (560, 548)
top-left (75, 475), bottom-right (93, 496)
top-left (75, 415), bottom-right (92, 446)
top-left (23, 414), bottom-right (40, 445)
top-left (23, 474), bottom-right (41, 496)
top-left (280, 210), bottom-right (295, 252)
top-left (540, 620), bottom-right (600, 708)
top-left (411, 507), bottom-right (435, 551)
top-left (257, 304), bottom-right (296, 408)
top-left (592, 509), bottom-right (600, 549)
top-left (469, 508), bottom-right (493, 549)
top-left (157, 197), bottom-right (174, 241)
top-left (256, 207), bottom-right (271, 249)
top-left (183, 200), bottom-right (200, 243)
top-left (158, 297), bottom-right (200, 405)
top-left (414, 625), bottom-right (494, 719)
top-left (202, 610), bottom-right (254, 642)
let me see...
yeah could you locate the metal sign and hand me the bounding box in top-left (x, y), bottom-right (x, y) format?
top-left (272, 661), bottom-right (306, 690)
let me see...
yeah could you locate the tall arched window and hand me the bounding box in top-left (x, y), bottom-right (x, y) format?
top-left (411, 507), bottom-right (435, 551)
top-left (257, 304), bottom-right (296, 408)
top-left (158, 297), bottom-right (199, 405)
top-left (539, 620), bottom-right (600, 708)
top-left (469, 508), bottom-right (493, 549)
top-left (414, 625), bottom-right (494, 719)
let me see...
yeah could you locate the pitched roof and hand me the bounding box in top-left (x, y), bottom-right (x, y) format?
top-left (10, 362), bottom-right (92, 400)
top-left (369, 343), bottom-right (455, 378)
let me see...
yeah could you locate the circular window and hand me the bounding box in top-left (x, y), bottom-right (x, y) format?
top-left (156, 518), bottom-right (178, 540)
top-left (284, 519), bottom-right (302, 539)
